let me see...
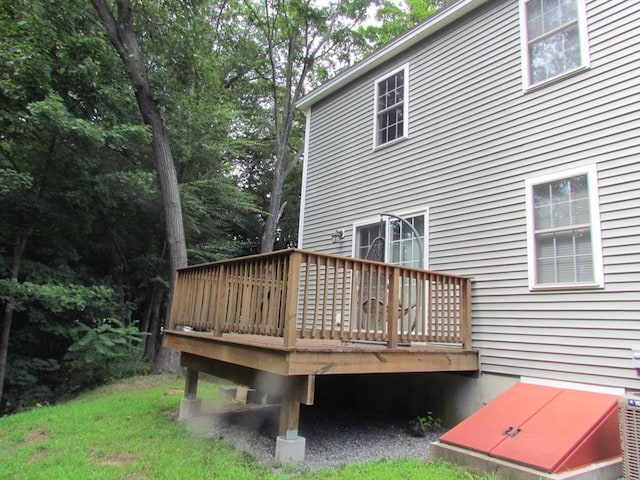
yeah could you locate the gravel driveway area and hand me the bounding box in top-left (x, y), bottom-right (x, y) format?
top-left (188, 401), bottom-right (442, 470)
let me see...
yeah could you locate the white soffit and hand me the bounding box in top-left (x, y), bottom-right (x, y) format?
top-left (296, 0), bottom-right (489, 110)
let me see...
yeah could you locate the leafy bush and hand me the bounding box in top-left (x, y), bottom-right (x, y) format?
top-left (408, 411), bottom-right (442, 437)
top-left (63, 318), bottom-right (150, 393)
top-left (2, 357), bottom-right (61, 412)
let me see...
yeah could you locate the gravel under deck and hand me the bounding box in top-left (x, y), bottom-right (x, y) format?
top-left (187, 401), bottom-right (442, 470)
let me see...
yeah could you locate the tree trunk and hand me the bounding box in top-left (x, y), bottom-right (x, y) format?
top-left (91, 0), bottom-right (187, 373)
top-left (142, 285), bottom-right (164, 360)
top-left (261, 160), bottom-right (286, 253)
top-left (0, 228), bottom-right (33, 405)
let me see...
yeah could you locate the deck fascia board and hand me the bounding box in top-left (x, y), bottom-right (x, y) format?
top-left (164, 331), bottom-right (478, 376)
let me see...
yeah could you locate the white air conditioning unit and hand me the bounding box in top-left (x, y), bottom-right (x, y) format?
top-left (620, 393), bottom-right (640, 480)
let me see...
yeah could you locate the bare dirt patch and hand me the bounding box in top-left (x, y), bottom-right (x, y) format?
top-left (24, 428), bottom-right (50, 444)
top-left (94, 452), bottom-right (138, 467)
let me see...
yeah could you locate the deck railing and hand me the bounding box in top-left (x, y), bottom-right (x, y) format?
top-left (169, 249), bottom-right (472, 349)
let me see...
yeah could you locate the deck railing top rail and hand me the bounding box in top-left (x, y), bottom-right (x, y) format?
top-left (169, 249), bottom-right (473, 350)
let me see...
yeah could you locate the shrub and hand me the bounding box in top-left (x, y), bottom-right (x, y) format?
top-left (408, 412), bottom-right (442, 437)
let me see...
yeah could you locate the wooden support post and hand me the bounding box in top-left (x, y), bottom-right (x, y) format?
top-left (179, 366), bottom-right (201, 420)
top-left (275, 392), bottom-right (306, 463)
top-left (279, 396), bottom-right (301, 440)
top-left (283, 251), bottom-right (302, 348)
top-left (184, 367), bottom-right (199, 399)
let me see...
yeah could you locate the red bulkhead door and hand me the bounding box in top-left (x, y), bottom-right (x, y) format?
top-left (439, 383), bottom-right (560, 454)
top-left (439, 383), bottom-right (621, 473)
top-left (490, 388), bottom-right (620, 472)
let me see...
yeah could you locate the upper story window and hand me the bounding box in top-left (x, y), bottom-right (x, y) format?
top-left (525, 166), bottom-right (603, 290)
top-left (520, 0), bottom-right (589, 88)
top-left (374, 65), bottom-right (409, 147)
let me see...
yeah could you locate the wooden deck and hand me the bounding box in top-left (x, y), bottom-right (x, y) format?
top-left (164, 330), bottom-right (478, 377)
top-left (163, 249), bottom-right (478, 461)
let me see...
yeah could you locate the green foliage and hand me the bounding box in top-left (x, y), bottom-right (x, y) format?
top-left (0, 169), bottom-right (33, 196)
top-left (64, 319), bottom-right (149, 393)
top-left (355, 0), bottom-right (456, 54)
top-left (408, 411), bottom-right (442, 437)
top-left (2, 357), bottom-right (60, 412)
top-left (0, 280), bottom-right (150, 412)
top-left (0, 280), bottom-right (116, 315)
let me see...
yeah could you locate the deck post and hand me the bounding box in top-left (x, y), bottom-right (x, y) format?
top-left (283, 251), bottom-right (302, 348)
top-left (179, 367), bottom-right (201, 420)
top-left (460, 278), bottom-right (472, 350)
top-left (275, 395), bottom-right (305, 463)
top-left (387, 267), bottom-right (400, 349)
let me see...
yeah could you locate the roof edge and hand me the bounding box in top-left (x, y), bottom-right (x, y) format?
top-left (296, 0), bottom-right (489, 110)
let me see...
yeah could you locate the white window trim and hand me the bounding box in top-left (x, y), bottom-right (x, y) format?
top-left (372, 64), bottom-right (409, 150)
top-left (525, 165), bottom-right (604, 291)
top-left (519, 0), bottom-right (590, 92)
top-left (352, 207), bottom-right (429, 269)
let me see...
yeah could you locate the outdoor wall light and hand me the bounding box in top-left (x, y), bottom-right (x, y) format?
top-left (331, 229), bottom-right (345, 244)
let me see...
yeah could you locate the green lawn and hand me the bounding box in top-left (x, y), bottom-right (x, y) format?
top-left (0, 375), bottom-right (492, 480)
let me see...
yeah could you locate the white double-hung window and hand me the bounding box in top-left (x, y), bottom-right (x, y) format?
top-left (374, 65), bottom-right (409, 147)
top-left (520, 0), bottom-right (589, 88)
top-left (525, 166), bottom-right (603, 290)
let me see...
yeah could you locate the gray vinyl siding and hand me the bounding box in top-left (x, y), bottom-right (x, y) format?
top-left (300, 0), bottom-right (640, 391)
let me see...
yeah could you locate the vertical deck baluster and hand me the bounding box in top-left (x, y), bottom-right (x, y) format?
top-left (387, 266), bottom-right (399, 348)
top-left (185, 271), bottom-right (197, 326)
top-left (321, 256), bottom-right (331, 339)
top-left (430, 274), bottom-right (436, 342)
top-left (224, 263), bottom-right (232, 331)
top-left (310, 256), bottom-right (323, 339)
top-left (420, 273), bottom-right (427, 342)
top-left (339, 259), bottom-right (349, 340)
top-left (259, 260), bottom-right (269, 335)
top-left (373, 264), bottom-right (383, 342)
top-left (441, 277), bottom-right (451, 342)
top-left (194, 270), bottom-right (205, 327)
top-left (248, 260), bottom-right (259, 334)
top-left (402, 270), bottom-right (410, 342)
top-left (237, 262), bottom-right (246, 332)
top-left (266, 256), bottom-right (278, 336)
top-left (198, 270), bottom-right (211, 330)
top-left (212, 265), bottom-right (226, 337)
top-left (178, 272), bottom-right (190, 326)
top-left (437, 274), bottom-right (443, 342)
top-left (277, 254), bottom-right (288, 336)
top-left (299, 255), bottom-right (311, 339)
top-left (250, 260), bottom-right (257, 332)
top-left (258, 259), bottom-right (267, 334)
top-left (330, 258), bottom-right (340, 339)
top-left (358, 262), bottom-right (365, 340)
top-left (461, 277), bottom-right (472, 350)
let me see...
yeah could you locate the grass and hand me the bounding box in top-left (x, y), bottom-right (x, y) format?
top-left (0, 375), bottom-right (493, 480)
